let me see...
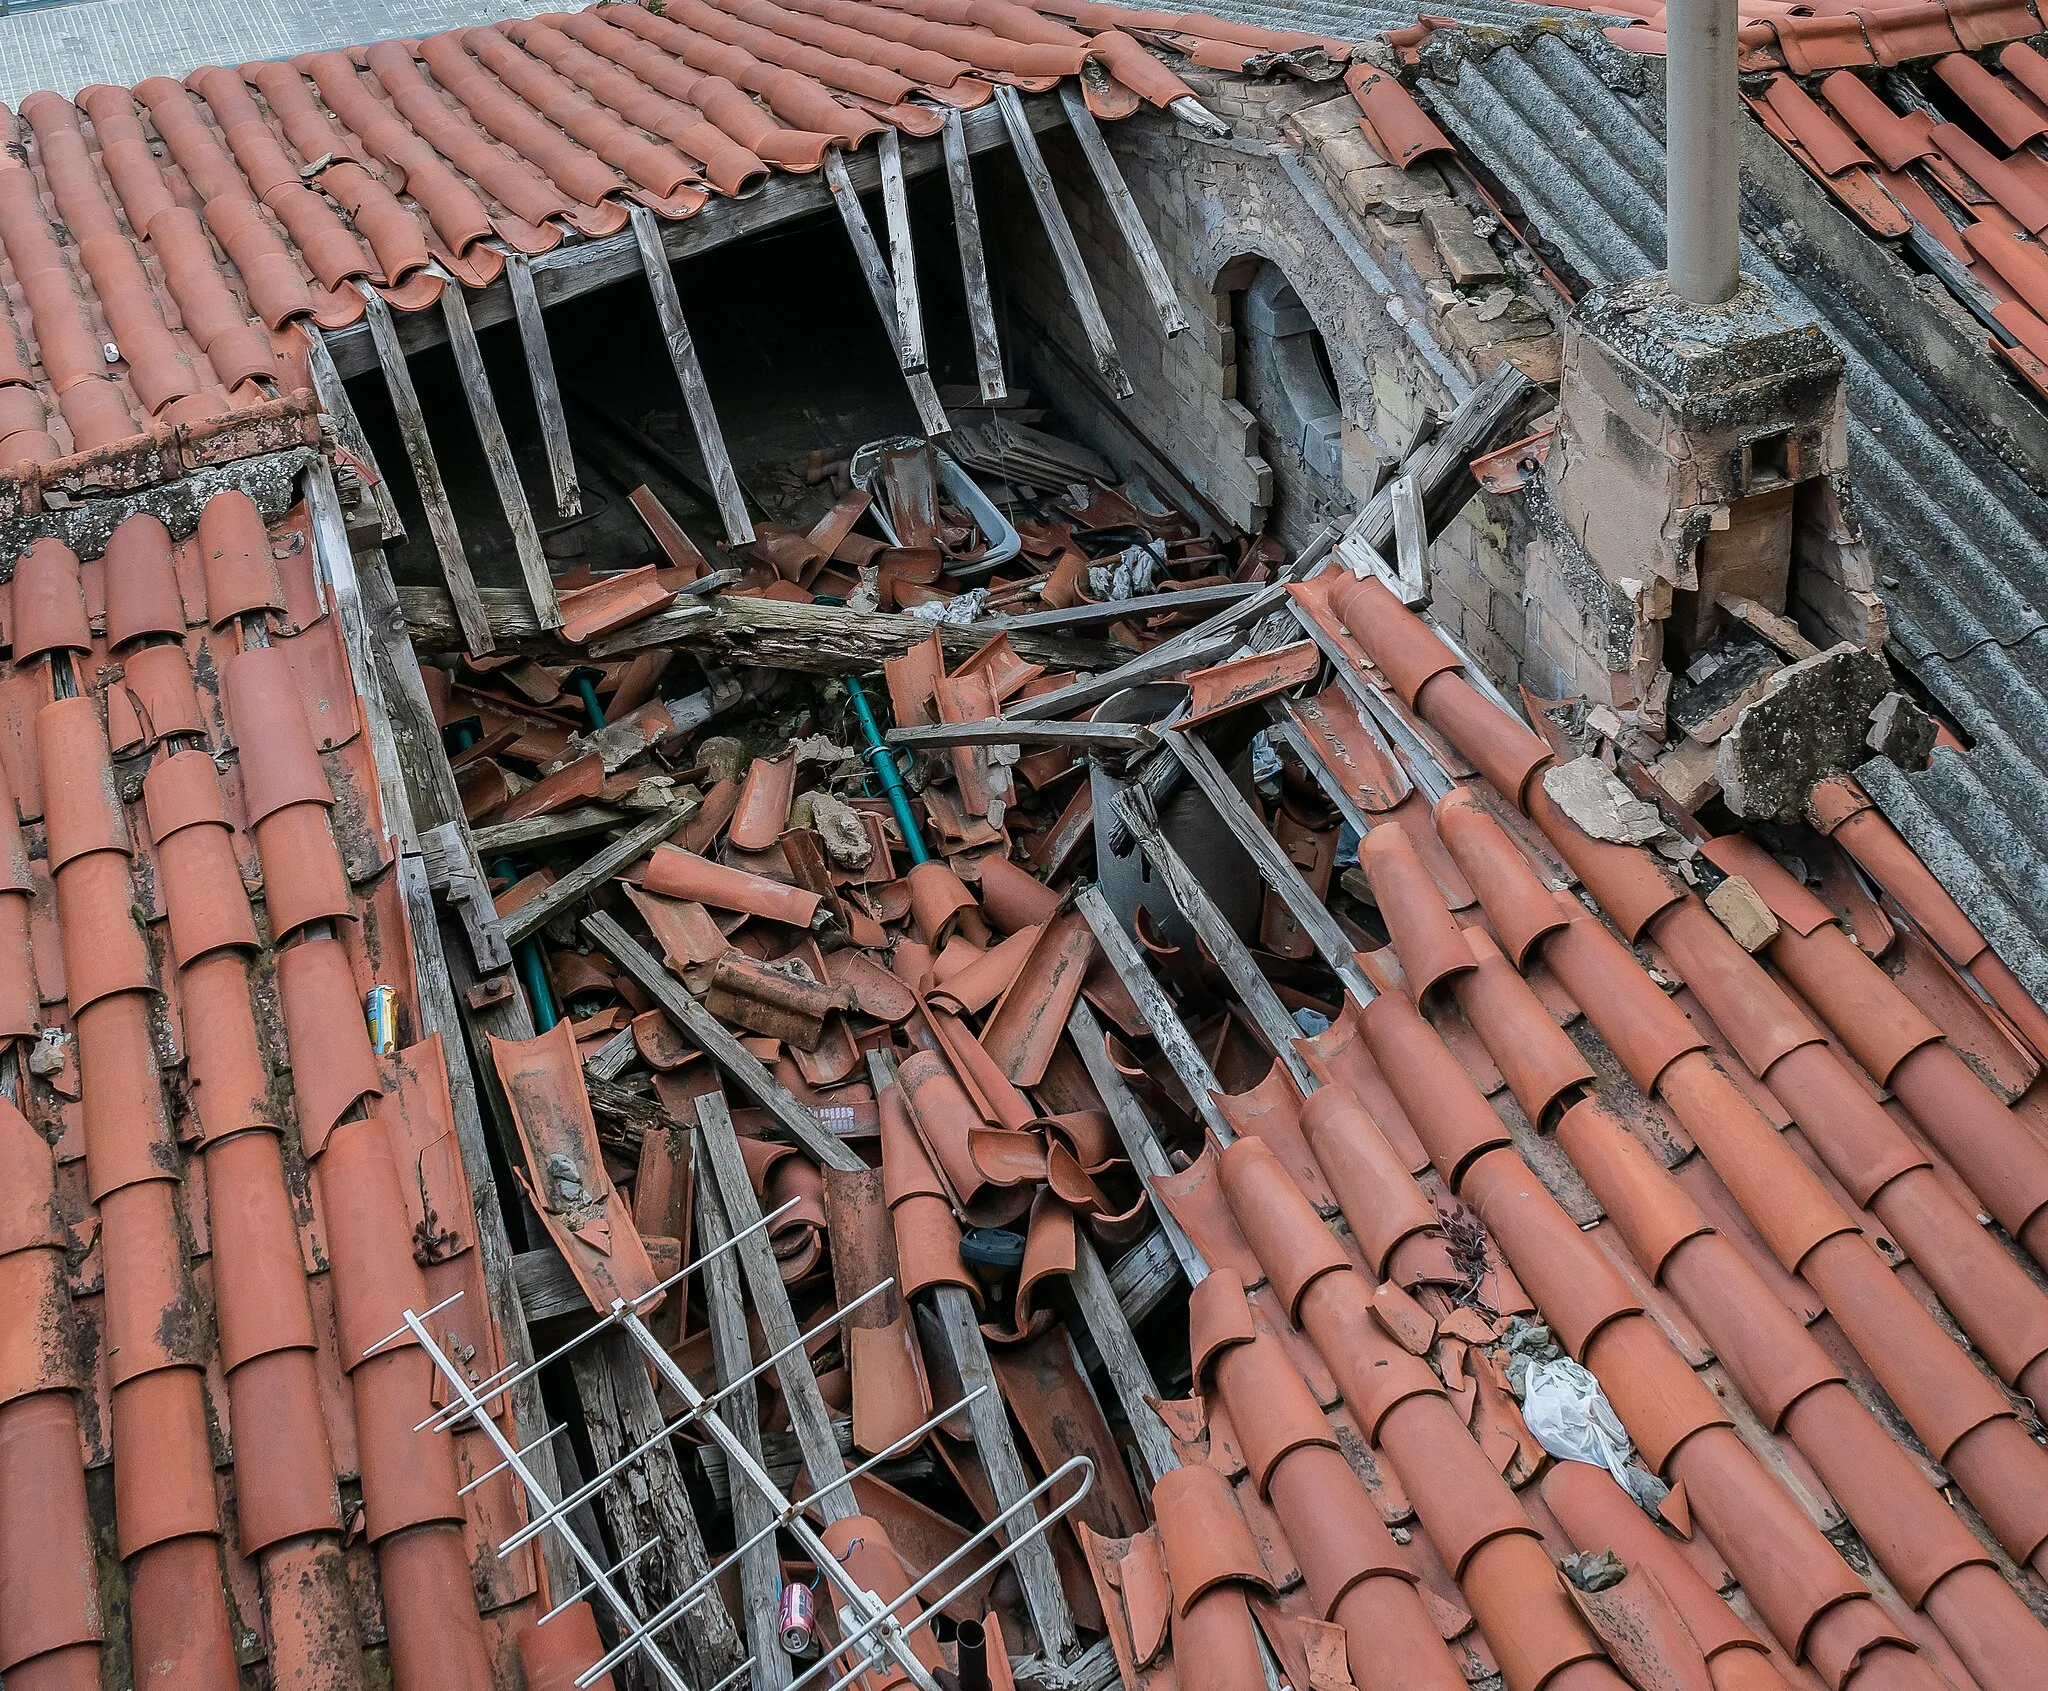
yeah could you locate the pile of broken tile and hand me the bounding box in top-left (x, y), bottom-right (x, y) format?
top-left (418, 358), bottom-right (2048, 1691)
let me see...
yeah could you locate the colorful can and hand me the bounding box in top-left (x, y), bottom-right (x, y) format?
top-left (364, 985), bottom-right (398, 1055)
top-left (778, 1581), bottom-right (815, 1655)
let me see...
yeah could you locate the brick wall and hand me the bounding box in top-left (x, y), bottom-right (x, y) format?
top-left (989, 67), bottom-right (1570, 693)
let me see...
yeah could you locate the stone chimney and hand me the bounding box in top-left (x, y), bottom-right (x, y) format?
top-left (1525, 272), bottom-right (1880, 711)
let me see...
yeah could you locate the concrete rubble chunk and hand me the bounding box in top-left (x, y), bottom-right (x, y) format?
top-left (1715, 645), bottom-right (1894, 822)
top-left (1543, 755), bottom-right (1670, 845)
top-left (1651, 735), bottom-right (1720, 813)
top-left (1704, 874), bottom-right (1779, 952)
top-left (791, 790), bottom-right (874, 870)
top-left (1866, 691), bottom-right (1936, 770)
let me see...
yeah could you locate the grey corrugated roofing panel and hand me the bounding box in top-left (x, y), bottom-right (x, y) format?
top-left (1857, 754), bottom-right (2048, 1007)
top-left (1104, 0), bottom-right (1585, 36)
top-left (1420, 22), bottom-right (2048, 998)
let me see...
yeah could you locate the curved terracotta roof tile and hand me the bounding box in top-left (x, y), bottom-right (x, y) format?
top-left (1652, 903), bottom-right (1828, 1082)
top-left (352, 1340), bottom-right (468, 1538)
top-left (220, 1344), bottom-right (344, 1549)
top-left (1537, 912), bottom-right (1707, 1094)
top-left (1360, 826), bottom-right (1476, 1004)
top-left (1344, 65), bottom-right (1451, 169)
top-left (37, 696), bottom-right (131, 870)
top-left (20, 97), bottom-right (204, 417)
top-left (1541, 1462), bottom-right (1771, 1662)
top-left (196, 488), bottom-right (284, 623)
top-left (906, 856), bottom-right (979, 947)
top-left (55, 852), bottom-right (154, 1012)
top-left (1448, 928), bottom-right (1594, 1126)
top-left (1465, 1150), bottom-right (1649, 1362)
top-left (118, 1517), bottom-right (239, 1688)
top-left (1525, 783), bottom-right (1686, 941)
top-left (1211, 1064), bottom-right (1334, 1208)
top-left (1935, 50), bottom-right (2048, 146)
top-left (107, 1360), bottom-right (222, 1552)
top-left (1358, 989), bottom-right (1510, 1183)
top-left (644, 841), bottom-right (821, 924)
top-left (102, 514), bottom-right (188, 650)
top-left (1289, 1089), bottom-right (1430, 1285)
top-left (1551, 1098), bottom-right (1710, 1281)
top-left (1353, 582), bottom-right (2048, 1610)
top-left (157, 818), bottom-right (261, 964)
top-left (1330, 573), bottom-right (1461, 707)
top-left (1293, 1003), bottom-right (1430, 1174)
top-left (277, 935), bottom-right (384, 1152)
top-left (10, 540), bottom-right (89, 662)
top-left (116, 642), bottom-right (207, 750)
top-left (506, 20), bottom-right (769, 198)
top-left (142, 745), bottom-right (229, 843)
top-left (1214, 1135), bottom-right (1349, 1322)
top-left (0, 1392), bottom-right (101, 1680)
top-left (254, 801), bottom-right (355, 937)
top-left (180, 951), bottom-right (280, 1143)
top-left (1152, 1460), bottom-right (1268, 1609)
top-left (319, 1111), bottom-right (434, 1370)
top-left (607, 4), bottom-right (887, 149)
top-left (223, 643), bottom-right (335, 824)
top-left (1760, 73), bottom-right (1871, 176)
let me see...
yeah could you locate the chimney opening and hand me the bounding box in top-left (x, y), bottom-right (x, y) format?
top-left (1743, 429), bottom-right (1795, 490)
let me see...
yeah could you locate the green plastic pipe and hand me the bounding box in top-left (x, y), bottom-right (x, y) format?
top-left (846, 673), bottom-right (929, 867)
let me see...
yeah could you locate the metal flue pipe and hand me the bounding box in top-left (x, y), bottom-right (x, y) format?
top-left (1665, 0), bottom-right (1741, 303)
top-left (955, 1619), bottom-right (990, 1691)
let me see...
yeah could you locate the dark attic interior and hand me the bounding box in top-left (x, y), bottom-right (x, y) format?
top-left (9, 4), bottom-right (2048, 1691)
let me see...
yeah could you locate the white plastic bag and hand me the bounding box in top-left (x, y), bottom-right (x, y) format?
top-left (1519, 1356), bottom-right (1664, 1512)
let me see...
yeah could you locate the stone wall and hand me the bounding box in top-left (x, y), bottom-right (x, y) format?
top-left (989, 66), bottom-right (1568, 692)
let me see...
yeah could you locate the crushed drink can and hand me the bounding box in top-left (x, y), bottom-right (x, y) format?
top-left (778, 1581), bottom-right (815, 1655)
top-left (364, 985), bottom-right (397, 1056)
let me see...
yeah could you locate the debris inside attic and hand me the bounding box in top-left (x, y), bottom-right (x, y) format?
top-left (7, 2), bottom-right (2048, 1691)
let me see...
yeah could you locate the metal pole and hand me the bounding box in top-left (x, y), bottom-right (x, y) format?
top-left (1665, 0), bottom-right (1741, 305)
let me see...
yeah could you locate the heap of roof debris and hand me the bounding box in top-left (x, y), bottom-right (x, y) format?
top-left (6, 4), bottom-right (2048, 1691)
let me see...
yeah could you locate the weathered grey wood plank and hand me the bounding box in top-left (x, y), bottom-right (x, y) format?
top-left (305, 324), bottom-right (402, 540)
top-left (441, 276), bottom-right (562, 631)
top-left (1163, 725), bottom-right (1374, 1002)
top-left (585, 911), bottom-right (863, 1172)
top-left (695, 1165), bottom-right (792, 1689)
top-left (1056, 87), bottom-right (1188, 339)
top-left (1064, 1000), bottom-right (1204, 1283)
top-left (569, 1329), bottom-right (746, 1689)
top-left (498, 802), bottom-right (697, 948)
top-left (941, 107), bottom-right (1006, 402)
top-left (354, 281), bottom-right (492, 655)
top-left (932, 1285), bottom-right (1078, 1660)
top-left (1073, 885), bottom-right (1233, 1145)
top-left (399, 582), bottom-right (1117, 674)
top-left (877, 128), bottom-right (927, 376)
top-left (505, 252), bottom-right (582, 519)
top-left (1114, 786), bottom-right (1319, 1093)
top-left (630, 203), bottom-right (754, 546)
top-left (1388, 471), bottom-right (1428, 605)
top-left (994, 84), bottom-right (1129, 398)
top-left (472, 804), bottom-right (630, 855)
top-left (996, 582), bottom-right (1258, 634)
top-left (1069, 1233), bottom-right (1177, 1484)
top-left (692, 1092), bottom-right (857, 1520)
top-left (822, 147), bottom-right (950, 437)
top-left (886, 719), bottom-right (1151, 753)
